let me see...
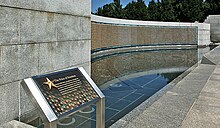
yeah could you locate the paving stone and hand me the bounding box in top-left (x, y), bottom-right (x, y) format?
top-left (191, 64), bottom-right (215, 74)
top-left (170, 80), bottom-right (206, 96)
top-left (183, 72), bottom-right (211, 81)
top-left (195, 95), bottom-right (220, 108)
top-left (193, 102), bottom-right (220, 115)
top-left (181, 109), bottom-right (220, 128)
top-left (209, 73), bottom-right (220, 81)
top-left (125, 108), bottom-right (178, 128)
top-left (109, 119), bottom-right (129, 128)
top-left (213, 66), bottom-right (220, 74)
top-left (146, 93), bottom-right (196, 124)
top-left (201, 80), bottom-right (220, 99)
top-left (0, 120), bottom-right (36, 128)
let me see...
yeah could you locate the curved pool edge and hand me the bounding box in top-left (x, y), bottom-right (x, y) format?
top-left (109, 60), bottom-right (201, 128)
top-left (99, 67), bottom-right (189, 90)
top-left (92, 45), bottom-right (197, 61)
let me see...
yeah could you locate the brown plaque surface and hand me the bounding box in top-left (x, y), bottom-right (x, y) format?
top-left (32, 68), bottom-right (100, 118)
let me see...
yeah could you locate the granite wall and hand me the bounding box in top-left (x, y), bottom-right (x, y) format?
top-left (0, 0), bottom-right (91, 124)
top-left (92, 23), bottom-right (197, 50)
top-left (91, 15), bottom-right (210, 51)
top-left (205, 15), bottom-right (220, 43)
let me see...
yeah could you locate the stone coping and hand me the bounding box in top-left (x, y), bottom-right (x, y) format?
top-left (92, 45), bottom-right (197, 60)
top-left (91, 15), bottom-right (209, 29)
top-left (201, 45), bottom-right (220, 65)
top-left (0, 120), bottom-right (36, 128)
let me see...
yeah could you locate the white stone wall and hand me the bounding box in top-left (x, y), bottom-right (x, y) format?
top-left (92, 15), bottom-right (210, 46)
top-left (205, 15), bottom-right (220, 43)
top-left (0, 1), bottom-right (91, 124)
top-left (197, 23), bottom-right (211, 46)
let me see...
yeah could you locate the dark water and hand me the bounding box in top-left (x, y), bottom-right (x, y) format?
top-left (28, 48), bottom-right (198, 128)
top-left (91, 49), bottom-right (197, 127)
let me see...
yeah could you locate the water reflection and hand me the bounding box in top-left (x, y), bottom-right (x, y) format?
top-left (92, 49), bottom-right (197, 87)
top-left (91, 48), bottom-right (197, 127)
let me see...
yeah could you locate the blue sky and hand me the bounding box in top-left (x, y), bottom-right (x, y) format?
top-left (92, 0), bottom-right (150, 12)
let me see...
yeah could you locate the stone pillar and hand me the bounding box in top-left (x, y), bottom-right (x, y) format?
top-left (205, 15), bottom-right (220, 43)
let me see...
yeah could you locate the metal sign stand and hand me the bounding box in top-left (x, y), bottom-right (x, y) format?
top-left (96, 98), bottom-right (105, 128)
top-left (22, 67), bottom-right (105, 128)
top-left (44, 121), bottom-right (58, 128)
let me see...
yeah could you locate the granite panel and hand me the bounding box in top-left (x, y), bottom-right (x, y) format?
top-left (39, 42), bottom-right (70, 74)
top-left (20, 10), bottom-right (57, 44)
top-left (69, 40), bottom-right (91, 67)
top-left (0, 0), bottom-right (90, 17)
top-left (0, 44), bottom-right (39, 85)
top-left (0, 82), bottom-right (19, 124)
top-left (0, 7), bottom-right (19, 45)
top-left (56, 15), bottom-right (81, 41)
top-left (0, 84), bottom-right (6, 124)
top-left (39, 41), bottom-right (90, 74)
top-left (82, 17), bottom-right (91, 40)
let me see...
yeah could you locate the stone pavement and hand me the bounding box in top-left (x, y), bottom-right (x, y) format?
top-left (181, 64), bottom-right (220, 128)
top-left (110, 46), bottom-right (220, 128)
top-left (0, 120), bottom-right (35, 128)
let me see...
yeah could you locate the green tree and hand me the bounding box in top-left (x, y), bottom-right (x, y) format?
top-left (204, 0), bottom-right (220, 15)
top-left (123, 0), bottom-right (148, 20)
top-left (173, 0), bottom-right (183, 22)
top-left (96, 0), bottom-right (123, 18)
top-left (156, 0), bottom-right (163, 21)
top-left (160, 0), bottom-right (176, 21)
top-left (180, 0), bottom-right (204, 22)
top-left (148, 0), bottom-right (158, 20)
top-left (94, 0), bottom-right (220, 22)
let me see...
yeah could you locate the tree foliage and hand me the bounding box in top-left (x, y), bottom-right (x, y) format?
top-left (123, 0), bottom-right (148, 20)
top-left (95, 0), bottom-right (220, 22)
top-left (96, 0), bottom-right (123, 18)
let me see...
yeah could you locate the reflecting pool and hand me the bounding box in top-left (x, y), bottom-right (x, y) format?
top-left (27, 47), bottom-right (201, 128)
top-left (91, 48), bottom-right (197, 127)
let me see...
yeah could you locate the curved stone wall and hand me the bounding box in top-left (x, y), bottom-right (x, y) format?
top-left (91, 15), bottom-right (210, 52)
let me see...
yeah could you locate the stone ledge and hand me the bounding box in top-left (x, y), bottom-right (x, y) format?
top-left (201, 45), bottom-right (220, 65)
top-left (0, 120), bottom-right (36, 128)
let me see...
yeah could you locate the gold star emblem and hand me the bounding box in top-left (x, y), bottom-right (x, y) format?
top-left (44, 77), bottom-right (58, 90)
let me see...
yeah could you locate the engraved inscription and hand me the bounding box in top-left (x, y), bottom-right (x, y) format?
top-left (33, 68), bottom-right (99, 117)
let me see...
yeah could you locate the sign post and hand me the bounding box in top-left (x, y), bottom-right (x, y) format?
top-left (21, 67), bottom-right (105, 128)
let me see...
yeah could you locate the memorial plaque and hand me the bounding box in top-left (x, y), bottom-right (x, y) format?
top-left (22, 67), bottom-right (105, 126)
